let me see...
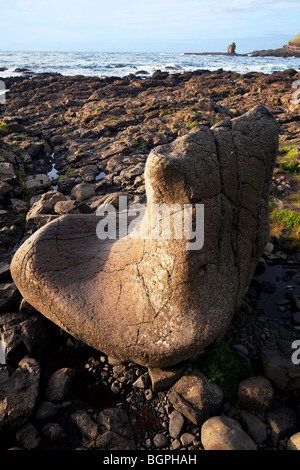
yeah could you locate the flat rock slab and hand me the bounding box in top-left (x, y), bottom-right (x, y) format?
top-left (11, 106), bottom-right (278, 368)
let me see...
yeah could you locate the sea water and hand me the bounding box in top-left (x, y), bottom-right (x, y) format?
top-left (0, 51), bottom-right (299, 78)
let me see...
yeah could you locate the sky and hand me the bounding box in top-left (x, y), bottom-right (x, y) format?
top-left (0, 0), bottom-right (299, 53)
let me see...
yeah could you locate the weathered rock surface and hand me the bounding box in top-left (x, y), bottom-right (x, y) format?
top-left (11, 105), bottom-right (278, 367)
top-left (167, 369), bottom-right (224, 425)
top-left (44, 367), bottom-right (75, 402)
top-left (237, 376), bottom-right (274, 411)
top-left (0, 358), bottom-right (40, 431)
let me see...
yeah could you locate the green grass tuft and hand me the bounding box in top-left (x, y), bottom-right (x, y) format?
top-left (198, 340), bottom-right (250, 403)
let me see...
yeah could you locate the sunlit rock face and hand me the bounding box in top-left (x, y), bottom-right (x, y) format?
top-left (11, 106), bottom-right (278, 368)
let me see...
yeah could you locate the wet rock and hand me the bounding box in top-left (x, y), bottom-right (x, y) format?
top-left (16, 422), bottom-right (41, 450)
top-left (0, 358), bottom-right (40, 431)
top-left (237, 376), bottom-right (274, 411)
top-left (201, 415), bottom-right (257, 450)
top-left (44, 367), bottom-right (75, 402)
top-left (167, 369), bottom-right (224, 426)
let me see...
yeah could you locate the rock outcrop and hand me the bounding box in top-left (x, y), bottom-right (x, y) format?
top-left (251, 33), bottom-right (300, 57)
top-left (11, 105), bottom-right (278, 368)
top-left (288, 33), bottom-right (300, 53)
top-left (227, 42), bottom-right (236, 54)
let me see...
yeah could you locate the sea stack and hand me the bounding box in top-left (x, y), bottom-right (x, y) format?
top-left (227, 42), bottom-right (236, 54)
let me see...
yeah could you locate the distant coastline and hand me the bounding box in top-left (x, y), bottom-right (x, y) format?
top-left (185, 36), bottom-right (300, 58)
top-left (184, 49), bottom-right (300, 58)
top-left (184, 52), bottom-right (247, 57)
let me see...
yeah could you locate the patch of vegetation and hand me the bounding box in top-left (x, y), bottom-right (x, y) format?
top-left (236, 311), bottom-right (259, 336)
top-left (0, 121), bottom-right (8, 133)
top-left (285, 194), bottom-right (300, 206)
top-left (277, 144), bottom-right (300, 175)
top-left (270, 207), bottom-right (300, 252)
top-left (278, 160), bottom-right (300, 175)
top-left (185, 121), bottom-right (199, 130)
top-left (198, 340), bottom-right (250, 403)
top-left (272, 209), bottom-right (300, 232)
top-left (14, 170), bottom-right (26, 179)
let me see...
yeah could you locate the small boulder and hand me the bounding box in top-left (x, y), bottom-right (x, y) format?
top-left (24, 174), bottom-right (51, 195)
top-left (71, 409), bottom-right (99, 441)
top-left (54, 199), bottom-right (92, 215)
top-left (201, 415), bottom-right (257, 450)
top-left (44, 367), bottom-right (75, 402)
top-left (237, 376), bottom-right (274, 411)
top-left (71, 183), bottom-right (95, 202)
top-left (266, 401), bottom-right (298, 446)
top-left (287, 432), bottom-right (300, 450)
top-left (16, 422), bottom-right (41, 450)
top-left (167, 369), bottom-right (224, 426)
top-left (168, 410), bottom-right (185, 439)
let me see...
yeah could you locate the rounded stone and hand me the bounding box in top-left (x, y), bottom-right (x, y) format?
top-left (237, 376), bottom-right (274, 411)
top-left (153, 433), bottom-right (168, 448)
top-left (201, 415), bottom-right (257, 451)
top-left (287, 432), bottom-right (300, 450)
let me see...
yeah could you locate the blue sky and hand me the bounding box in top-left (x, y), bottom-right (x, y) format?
top-left (0, 0), bottom-right (299, 53)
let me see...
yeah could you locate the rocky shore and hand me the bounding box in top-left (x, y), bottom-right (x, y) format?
top-left (0, 68), bottom-right (300, 451)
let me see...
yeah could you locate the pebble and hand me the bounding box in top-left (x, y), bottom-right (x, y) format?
top-left (153, 433), bottom-right (168, 448)
top-left (15, 422), bottom-right (41, 450)
top-left (42, 423), bottom-right (64, 442)
top-left (180, 432), bottom-right (195, 447)
top-left (168, 410), bottom-right (185, 439)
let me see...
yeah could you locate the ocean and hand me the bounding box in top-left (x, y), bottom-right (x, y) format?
top-left (0, 51), bottom-right (299, 78)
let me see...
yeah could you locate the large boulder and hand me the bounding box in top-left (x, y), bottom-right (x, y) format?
top-left (11, 106), bottom-right (278, 368)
